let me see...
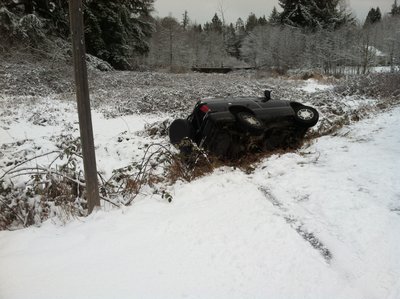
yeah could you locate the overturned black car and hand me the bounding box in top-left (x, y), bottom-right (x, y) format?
top-left (169, 91), bottom-right (319, 158)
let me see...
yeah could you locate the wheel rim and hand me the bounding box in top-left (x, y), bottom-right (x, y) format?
top-left (242, 114), bottom-right (262, 126)
top-left (297, 108), bottom-right (314, 121)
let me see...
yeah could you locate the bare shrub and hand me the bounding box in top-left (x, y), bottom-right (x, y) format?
top-left (335, 73), bottom-right (400, 99)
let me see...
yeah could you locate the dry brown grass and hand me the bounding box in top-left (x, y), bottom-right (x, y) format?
top-left (163, 139), bottom-right (308, 184)
top-left (165, 152), bottom-right (221, 183)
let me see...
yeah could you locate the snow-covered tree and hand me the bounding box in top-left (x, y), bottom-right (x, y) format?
top-left (225, 23), bottom-right (240, 59)
top-left (241, 25), bottom-right (304, 70)
top-left (278, 0), bottom-right (352, 30)
top-left (84, 0), bottom-right (154, 69)
top-left (1, 0), bottom-right (154, 69)
top-left (240, 26), bottom-right (267, 67)
top-left (147, 16), bottom-right (192, 68)
top-left (378, 16), bottom-right (400, 72)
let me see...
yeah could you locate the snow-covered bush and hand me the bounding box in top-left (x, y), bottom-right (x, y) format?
top-left (86, 54), bottom-right (114, 72)
top-left (19, 14), bottom-right (43, 35)
top-left (0, 135), bottom-right (192, 230)
top-left (0, 8), bottom-right (46, 47)
top-left (0, 136), bottom-right (86, 229)
top-left (335, 73), bottom-right (400, 99)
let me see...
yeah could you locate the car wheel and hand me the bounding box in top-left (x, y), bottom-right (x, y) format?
top-left (169, 119), bottom-right (192, 145)
top-left (235, 112), bottom-right (265, 135)
top-left (293, 106), bottom-right (319, 127)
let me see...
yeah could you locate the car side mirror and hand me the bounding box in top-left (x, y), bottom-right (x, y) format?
top-left (263, 90), bottom-right (271, 102)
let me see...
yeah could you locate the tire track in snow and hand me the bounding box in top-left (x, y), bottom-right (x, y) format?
top-left (258, 186), bottom-right (333, 263)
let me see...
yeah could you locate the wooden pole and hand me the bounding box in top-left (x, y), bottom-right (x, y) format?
top-left (68, 0), bottom-right (100, 214)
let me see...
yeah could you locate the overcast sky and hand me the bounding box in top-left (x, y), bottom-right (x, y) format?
top-left (153, 0), bottom-right (395, 24)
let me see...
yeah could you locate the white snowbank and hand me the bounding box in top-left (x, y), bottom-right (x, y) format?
top-left (1, 106), bottom-right (400, 299)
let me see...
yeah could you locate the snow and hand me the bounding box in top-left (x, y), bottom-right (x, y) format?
top-left (0, 95), bottom-right (166, 184)
top-left (371, 66), bottom-right (400, 73)
top-left (91, 112), bottom-right (166, 178)
top-left (368, 46), bottom-right (387, 57)
top-left (1, 65), bottom-right (400, 297)
top-left (1, 103), bottom-right (400, 298)
top-left (299, 79), bottom-right (333, 93)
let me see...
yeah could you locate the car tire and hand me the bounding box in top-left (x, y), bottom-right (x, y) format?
top-left (293, 105), bottom-right (319, 127)
top-left (169, 119), bottom-right (192, 145)
top-left (235, 112), bottom-right (265, 135)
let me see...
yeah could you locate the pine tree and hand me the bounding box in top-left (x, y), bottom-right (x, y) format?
top-left (245, 13), bottom-right (258, 32)
top-left (211, 13), bottom-right (223, 33)
top-left (375, 7), bottom-right (382, 22)
top-left (269, 6), bottom-right (280, 25)
top-left (364, 7), bottom-right (381, 26)
top-left (392, 0), bottom-right (400, 16)
top-left (258, 16), bottom-right (268, 26)
top-left (182, 10), bottom-right (189, 30)
top-left (235, 18), bottom-right (245, 33)
top-left (3, 0), bottom-right (154, 69)
top-left (84, 0), bottom-right (154, 69)
top-left (279, 0), bottom-right (351, 30)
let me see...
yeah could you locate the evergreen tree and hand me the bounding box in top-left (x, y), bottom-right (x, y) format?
top-left (258, 16), bottom-right (268, 26)
top-left (375, 7), bottom-right (382, 22)
top-left (364, 7), bottom-right (381, 26)
top-left (268, 6), bottom-right (280, 25)
top-left (2, 0), bottom-right (154, 69)
top-left (211, 13), bottom-right (223, 33)
top-left (279, 0), bottom-right (351, 30)
top-left (392, 0), bottom-right (400, 16)
top-left (84, 0), bottom-right (154, 70)
top-left (182, 10), bottom-right (189, 30)
top-left (245, 13), bottom-right (258, 31)
top-left (235, 18), bottom-right (245, 33)
top-left (193, 24), bottom-right (202, 32)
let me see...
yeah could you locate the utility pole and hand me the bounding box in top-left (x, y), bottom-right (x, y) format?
top-left (68, 0), bottom-right (100, 214)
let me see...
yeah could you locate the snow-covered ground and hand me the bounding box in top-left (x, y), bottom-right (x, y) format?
top-left (299, 78), bottom-right (334, 93)
top-left (1, 66), bottom-right (400, 298)
top-left (1, 100), bottom-right (400, 298)
top-left (371, 66), bottom-right (400, 73)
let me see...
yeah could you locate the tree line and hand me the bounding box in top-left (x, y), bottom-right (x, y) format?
top-left (147, 0), bottom-right (400, 74)
top-left (0, 0), bottom-right (399, 74)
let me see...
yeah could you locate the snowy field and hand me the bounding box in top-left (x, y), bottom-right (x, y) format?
top-left (1, 68), bottom-right (400, 298)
